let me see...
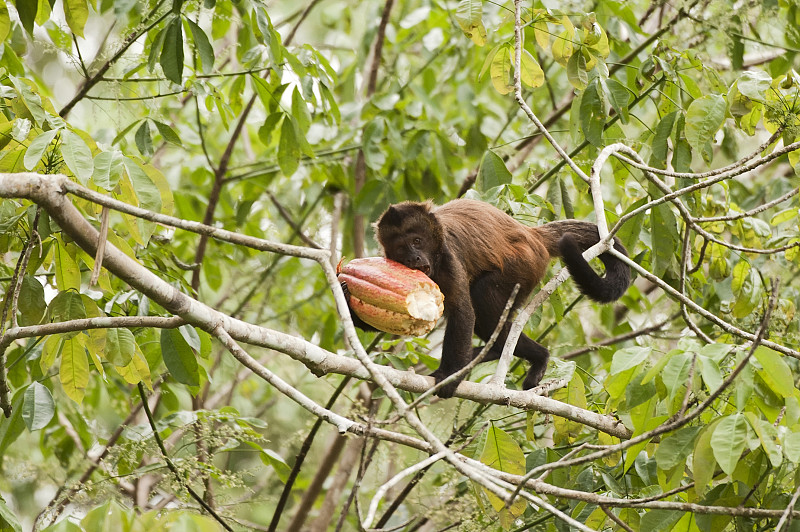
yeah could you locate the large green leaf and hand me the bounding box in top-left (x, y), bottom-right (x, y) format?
top-left (63, 0), bottom-right (89, 37)
top-left (476, 150), bottom-right (511, 192)
top-left (48, 291), bottom-right (87, 323)
top-left (23, 129), bottom-right (57, 170)
top-left (92, 149), bottom-right (124, 191)
top-left (186, 18), bottom-right (214, 74)
top-left (649, 111), bottom-right (677, 169)
top-left (278, 114), bottom-right (301, 176)
top-left (710, 414), bottom-right (748, 475)
top-left (609, 346), bottom-right (651, 375)
top-left (692, 422), bottom-right (718, 496)
top-left (480, 425), bottom-right (526, 521)
top-left (753, 346), bottom-right (794, 398)
top-left (455, 0), bottom-right (486, 46)
top-left (660, 353), bottom-right (692, 403)
top-left (22, 382), bottom-right (54, 431)
top-left (160, 328), bottom-right (199, 386)
top-left (654, 425), bottom-right (701, 471)
top-left (579, 80), bottom-right (604, 147)
top-left (160, 17), bottom-right (185, 85)
top-left (745, 412), bottom-right (781, 467)
top-left (60, 335), bottom-right (89, 404)
top-left (490, 44), bottom-right (513, 95)
top-left (61, 129), bottom-right (94, 184)
top-left (18, 275), bottom-right (46, 326)
top-left (520, 50), bottom-right (544, 88)
top-left (54, 241), bottom-right (80, 291)
top-left (685, 94), bottom-right (726, 157)
top-left (0, 493), bottom-right (22, 532)
top-left (104, 328), bottom-right (135, 367)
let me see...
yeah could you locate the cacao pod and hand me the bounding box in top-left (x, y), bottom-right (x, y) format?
top-left (338, 257), bottom-right (444, 336)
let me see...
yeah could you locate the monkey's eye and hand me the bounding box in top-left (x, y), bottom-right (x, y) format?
top-left (413, 237), bottom-right (422, 246)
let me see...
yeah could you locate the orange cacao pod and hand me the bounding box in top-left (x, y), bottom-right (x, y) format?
top-left (338, 257), bottom-right (444, 336)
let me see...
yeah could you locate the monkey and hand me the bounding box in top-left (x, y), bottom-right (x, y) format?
top-left (345, 198), bottom-right (631, 398)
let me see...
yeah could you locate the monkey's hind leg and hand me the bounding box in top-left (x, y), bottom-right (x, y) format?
top-left (470, 272), bottom-right (550, 390)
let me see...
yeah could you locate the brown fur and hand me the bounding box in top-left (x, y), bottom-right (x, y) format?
top-left (366, 199), bottom-right (630, 397)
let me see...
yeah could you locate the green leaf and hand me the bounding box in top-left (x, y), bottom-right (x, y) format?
top-left (278, 114), bottom-right (301, 176)
top-left (161, 328), bottom-right (199, 386)
top-left (61, 130), bottom-right (94, 184)
top-left (18, 275), bottom-right (46, 326)
top-left (153, 120), bottom-right (182, 146)
top-left (178, 324), bottom-right (201, 352)
top-left (649, 111), bottom-right (677, 169)
top-left (0, 390), bottom-right (25, 466)
top-left (60, 335), bottom-right (89, 404)
top-left (260, 448), bottom-right (291, 482)
top-left (123, 158), bottom-right (162, 213)
top-left (22, 382), bottom-right (54, 431)
top-left (579, 80), bottom-right (604, 147)
top-left (48, 291), bottom-right (87, 324)
top-left (552, 30), bottom-right (574, 66)
top-left (490, 44), bottom-right (513, 95)
top-left (693, 422), bottom-right (718, 496)
top-left (23, 129), bottom-right (58, 170)
top-left (784, 431), bottom-right (800, 463)
top-left (476, 150), bottom-right (511, 192)
top-left (41, 335), bottom-right (62, 372)
top-left (685, 94), bottom-right (726, 156)
top-left (480, 425), bottom-right (526, 518)
top-left (361, 118), bottom-right (385, 171)
top-left (105, 328), bottom-right (135, 367)
top-left (92, 149), bottom-right (124, 191)
top-left (697, 356), bottom-right (722, 392)
top-left (520, 49), bottom-right (544, 88)
top-left (258, 112), bottom-right (283, 147)
top-left (736, 71), bottom-right (771, 101)
top-left (654, 426), bottom-right (701, 471)
top-left (135, 120), bottom-right (154, 157)
top-left (63, 0), bottom-right (89, 37)
top-left (147, 26), bottom-right (168, 74)
top-left (603, 78), bottom-right (631, 124)
top-left (54, 242), bottom-right (81, 291)
top-left (650, 197), bottom-right (678, 278)
top-left (160, 17), bottom-right (185, 85)
top-left (753, 346), bottom-right (794, 398)
top-left (0, 493), bottom-right (22, 532)
top-left (710, 413), bottom-right (748, 475)
top-left (661, 353), bottom-right (692, 402)
top-left (566, 51), bottom-right (588, 89)
top-left (745, 413), bottom-right (781, 467)
top-left (17, 0), bottom-right (37, 34)
top-left (455, 0), bottom-right (486, 46)
top-left (186, 18), bottom-right (214, 74)
top-left (609, 346), bottom-right (651, 375)
top-left (291, 87), bottom-right (311, 133)
top-left (731, 260), bottom-right (760, 319)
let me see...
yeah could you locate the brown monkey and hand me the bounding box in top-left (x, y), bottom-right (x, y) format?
top-left (348, 198), bottom-right (630, 398)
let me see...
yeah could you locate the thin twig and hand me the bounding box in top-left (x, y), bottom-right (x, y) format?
top-left (137, 383), bottom-right (234, 531)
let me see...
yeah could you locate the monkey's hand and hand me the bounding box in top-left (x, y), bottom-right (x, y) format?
top-left (340, 280), bottom-right (379, 332)
top-left (430, 369), bottom-right (460, 398)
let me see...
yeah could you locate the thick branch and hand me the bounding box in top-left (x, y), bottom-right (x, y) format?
top-left (0, 172), bottom-right (630, 438)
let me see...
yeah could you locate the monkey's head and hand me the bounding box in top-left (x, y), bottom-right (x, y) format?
top-left (375, 201), bottom-right (444, 278)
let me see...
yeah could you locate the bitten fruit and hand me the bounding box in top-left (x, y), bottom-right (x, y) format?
top-left (338, 257), bottom-right (444, 336)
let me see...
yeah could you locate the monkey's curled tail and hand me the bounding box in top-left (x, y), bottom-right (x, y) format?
top-left (535, 220), bottom-right (631, 303)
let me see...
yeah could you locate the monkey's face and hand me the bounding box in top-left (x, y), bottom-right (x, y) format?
top-left (382, 232), bottom-right (436, 277)
top-left (375, 203), bottom-right (443, 279)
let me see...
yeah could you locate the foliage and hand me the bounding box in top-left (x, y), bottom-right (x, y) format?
top-left (0, 0), bottom-right (798, 530)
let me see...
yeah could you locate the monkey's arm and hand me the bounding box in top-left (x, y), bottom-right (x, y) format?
top-left (340, 281), bottom-right (380, 332)
top-left (429, 263), bottom-right (475, 398)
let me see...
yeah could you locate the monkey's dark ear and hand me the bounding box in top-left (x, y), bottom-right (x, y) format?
top-left (378, 205), bottom-right (403, 228)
